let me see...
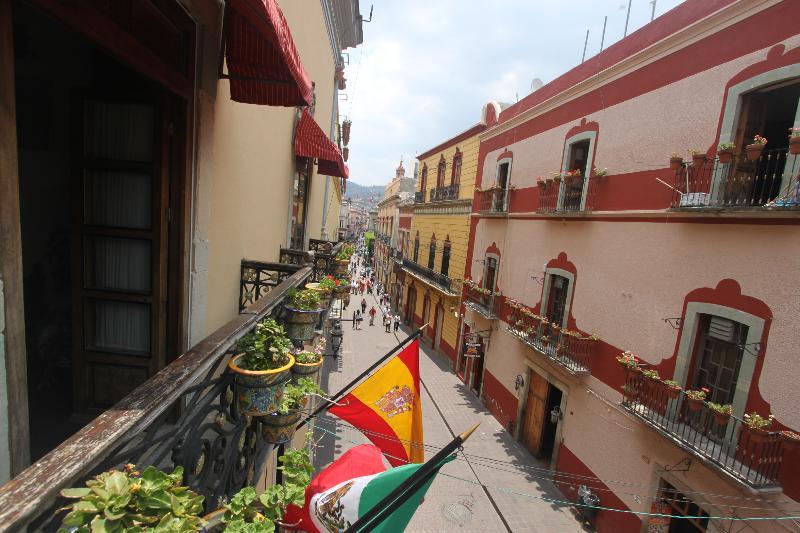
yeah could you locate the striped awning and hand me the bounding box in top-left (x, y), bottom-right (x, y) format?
top-left (223, 0), bottom-right (313, 107)
top-left (295, 109), bottom-right (349, 178)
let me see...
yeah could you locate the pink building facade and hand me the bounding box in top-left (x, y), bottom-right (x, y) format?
top-left (463, 1), bottom-right (800, 531)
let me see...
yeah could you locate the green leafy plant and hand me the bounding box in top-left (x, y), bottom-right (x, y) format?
top-left (236, 319), bottom-right (292, 371)
top-left (336, 244), bottom-right (355, 260)
top-left (789, 127), bottom-right (800, 139)
top-left (318, 277), bottom-right (336, 292)
top-left (718, 142), bottom-right (736, 151)
top-left (593, 167), bottom-right (608, 177)
top-left (279, 377), bottom-right (323, 413)
top-left (286, 288), bottom-right (322, 311)
top-left (743, 411), bottom-right (774, 430)
top-left (616, 351), bottom-right (640, 369)
top-left (222, 445), bottom-right (314, 532)
top-left (706, 402), bottom-right (732, 415)
top-left (642, 369), bottom-right (660, 380)
top-left (688, 148), bottom-right (704, 156)
top-left (294, 351), bottom-right (322, 364)
top-left (57, 464), bottom-right (204, 533)
top-left (662, 380), bottom-right (681, 389)
top-left (684, 387), bottom-right (709, 401)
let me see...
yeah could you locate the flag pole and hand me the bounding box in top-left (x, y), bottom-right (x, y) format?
top-left (344, 423), bottom-right (480, 533)
top-left (295, 323), bottom-right (428, 430)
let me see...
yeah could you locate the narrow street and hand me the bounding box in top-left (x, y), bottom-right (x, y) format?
top-left (313, 264), bottom-right (585, 532)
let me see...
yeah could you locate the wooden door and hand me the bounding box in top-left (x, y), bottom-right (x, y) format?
top-left (522, 371), bottom-right (550, 458)
top-left (73, 95), bottom-right (170, 412)
top-left (734, 94), bottom-right (767, 155)
top-left (433, 305), bottom-right (443, 350)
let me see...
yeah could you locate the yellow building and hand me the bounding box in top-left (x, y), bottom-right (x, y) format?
top-left (403, 103), bottom-right (503, 364)
top-left (375, 161), bottom-right (415, 293)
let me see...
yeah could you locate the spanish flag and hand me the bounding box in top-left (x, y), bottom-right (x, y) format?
top-left (329, 339), bottom-right (424, 466)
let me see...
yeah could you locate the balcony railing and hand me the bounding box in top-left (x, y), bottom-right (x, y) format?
top-left (430, 183), bottom-right (460, 202)
top-left (414, 191), bottom-right (425, 203)
top-left (507, 305), bottom-right (593, 374)
top-left (0, 264), bottom-right (317, 530)
top-left (391, 248), bottom-right (403, 262)
top-left (401, 258), bottom-right (461, 295)
top-left (464, 289), bottom-right (500, 319)
top-left (622, 371), bottom-right (783, 489)
top-left (669, 148), bottom-right (800, 209)
top-left (477, 187), bottom-right (508, 214)
top-left (536, 175), bottom-right (600, 214)
top-left (278, 241), bottom-right (344, 289)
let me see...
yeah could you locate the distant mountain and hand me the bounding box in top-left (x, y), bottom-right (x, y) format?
top-left (344, 181), bottom-right (384, 202)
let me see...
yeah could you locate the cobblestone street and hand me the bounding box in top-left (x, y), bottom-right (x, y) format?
top-left (313, 284), bottom-right (586, 532)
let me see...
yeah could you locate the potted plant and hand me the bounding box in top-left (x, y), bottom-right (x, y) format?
top-left (706, 402), bottom-right (732, 426)
top-left (330, 275), bottom-right (351, 304)
top-left (57, 464), bottom-right (205, 531)
top-left (284, 288), bottom-right (323, 341)
top-left (689, 149), bottom-right (707, 167)
top-left (642, 369), bottom-right (660, 382)
top-left (592, 167), bottom-right (608, 178)
top-left (669, 153), bottom-right (684, 171)
top-left (661, 379), bottom-right (682, 400)
top-left (540, 335), bottom-right (551, 350)
top-left (743, 411), bottom-right (775, 443)
top-left (312, 276), bottom-right (335, 308)
top-left (746, 134), bottom-right (767, 161)
top-left (684, 387), bottom-right (708, 412)
top-left (333, 246), bottom-right (353, 275)
top-left (789, 128), bottom-right (800, 155)
top-left (229, 318), bottom-right (295, 416)
top-left (779, 430), bottom-right (800, 452)
top-left (717, 142), bottom-right (736, 164)
top-left (262, 377), bottom-right (323, 444)
top-left (616, 351), bottom-right (641, 373)
top-left (291, 338), bottom-right (325, 380)
top-left (622, 384), bottom-right (640, 401)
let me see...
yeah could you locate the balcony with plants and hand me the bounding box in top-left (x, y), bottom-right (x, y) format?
top-left (463, 279), bottom-right (501, 319)
top-left (414, 190), bottom-right (425, 203)
top-left (506, 299), bottom-right (596, 375)
top-left (536, 168), bottom-right (605, 214)
top-left (429, 183), bottom-right (460, 202)
top-left (401, 257), bottom-right (461, 295)
top-left (666, 134), bottom-right (800, 210)
top-left (0, 242), bottom-right (356, 531)
top-left (476, 185), bottom-right (509, 215)
top-left (617, 353), bottom-right (794, 490)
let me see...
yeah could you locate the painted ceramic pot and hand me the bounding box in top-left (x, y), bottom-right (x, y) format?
top-left (284, 307), bottom-right (324, 341)
top-left (228, 353), bottom-right (294, 416)
top-left (291, 358), bottom-right (323, 380)
top-left (261, 409), bottom-right (303, 444)
top-left (333, 259), bottom-right (349, 275)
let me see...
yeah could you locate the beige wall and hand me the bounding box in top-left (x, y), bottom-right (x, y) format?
top-left (199, 0), bottom-right (339, 336)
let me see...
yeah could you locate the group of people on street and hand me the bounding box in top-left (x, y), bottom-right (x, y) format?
top-left (346, 238), bottom-right (400, 334)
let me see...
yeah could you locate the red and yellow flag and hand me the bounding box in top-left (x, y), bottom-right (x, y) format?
top-left (329, 339), bottom-right (424, 466)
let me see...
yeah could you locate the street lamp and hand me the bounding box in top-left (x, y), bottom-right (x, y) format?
top-left (329, 319), bottom-right (343, 358)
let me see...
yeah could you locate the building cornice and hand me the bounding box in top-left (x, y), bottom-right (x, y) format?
top-left (418, 123), bottom-right (487, 160)
top-left (481, 0), bottom-right (781, 142)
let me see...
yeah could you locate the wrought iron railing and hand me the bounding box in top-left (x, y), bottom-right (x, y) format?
top-left (430, 183), bottom-right (460, 202)
top-left (505, 310), bottom-right (593, 374)
top-left (464, 289), bottom-right (500, 319)
top-left (669, 148), bottom-right (800, 209)
top-left (414, 191), bottom-right (425, 203)
top-left (401, 258), bottom-right (461, 295)
top-left (277, 241), bottom-right (344, 288)
top-left (0, 265), bottom-right (315, 531)
top-left (536, 175), bottom-right (600, 214)
top-left (621, 371), bottom-right (783, 489)
top-left (477, 188), bottom-right (508, 214)
top-left (308, 238), bottom-right (338, 254)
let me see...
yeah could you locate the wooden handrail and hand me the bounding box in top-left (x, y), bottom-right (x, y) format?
top-left (0, 265), bottom-right (313, 531)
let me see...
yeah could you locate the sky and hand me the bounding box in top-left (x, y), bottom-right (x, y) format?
top-left (341, 0), bottom-right (685, 186)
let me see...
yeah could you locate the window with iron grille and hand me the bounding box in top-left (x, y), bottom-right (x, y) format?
top-left (451, 150), bottom-right (462, 185)
top-left (441, 240), bottom-right (451, 276)
top-left (427, 237), bottom-right (436, 270)
top-left (419, 165), bottom-right (427, 194)
top-left (413, 234), bottom-right (420, 262)
top-left (436, 157), bottom-right (446, 188)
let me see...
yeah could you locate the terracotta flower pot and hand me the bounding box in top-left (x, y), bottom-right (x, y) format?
top-left (691, 154), bottom-right (707, 167)
top-left (227, 353), bottom-right (295, 416)
top-left (790, 137), bottom-right (800, 156)
top-left (669, 157), bottom-right (683, 172)
top-left (717, 149), bottom-right (734, 164)
top-left (664, 385), bottom-right (681, 400)
top-left (686, 397), bottom-right (703, 412)
top-left (746, 144), bottom-right (764, 161)
top-left (745, 426), bottom-right (770, 444)
top-left (291, 357), bottom-right (323, 382)
top-left (712, 411), bottom-right (731, 426)
top-left (779, 431), bottom-right (800, 452)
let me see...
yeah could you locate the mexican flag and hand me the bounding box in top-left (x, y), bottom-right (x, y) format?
top-left (284, 444), bottom-right (451, 533)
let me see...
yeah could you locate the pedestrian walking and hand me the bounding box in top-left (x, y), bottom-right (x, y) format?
top-left (394, 314), bottom-right (401, 332)
top-left (356, 310), bottom-right (363, 329)
top-left (368, 306), bottom-right (377, 326)
top-left (351, 310), bottom-right (357, 329)
top-left (383, 314), bottom-right (391, 332)
top-left (360, 298), bottom-right (367, 314)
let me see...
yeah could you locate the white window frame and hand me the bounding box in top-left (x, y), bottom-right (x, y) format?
top-left (558, 131), bottom-right (596, 211)
top-left (717, 64), bottom-right (800, 197)
top-left (494, 158), bottom-right (513, 211)
top-left (539, 268), bottom-right (575, 329)
top-left (673, 303), bottom-right (764, 422)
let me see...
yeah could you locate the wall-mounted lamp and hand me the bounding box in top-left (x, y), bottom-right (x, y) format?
top-left (514, 374), bottom-right (525, 391)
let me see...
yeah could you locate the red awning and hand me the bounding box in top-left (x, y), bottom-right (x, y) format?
top-left (294, 110), bottom-right (349, 178)
top-left (223, 0), bottom-right (313, 107)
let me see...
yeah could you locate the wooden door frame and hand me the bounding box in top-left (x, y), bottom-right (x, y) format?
top-left (515, 360), bottom-right (568, 469)
top-left (0, 0), bottom-right (31, 476)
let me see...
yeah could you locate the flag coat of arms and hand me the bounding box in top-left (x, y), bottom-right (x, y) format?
top-left (284, 444), bottom-right (450, 533)
top-left (329, 339), bottom-right (424, 466)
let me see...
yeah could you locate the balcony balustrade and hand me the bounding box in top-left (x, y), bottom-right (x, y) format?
top-left (401, 258), bottom-right (460, 295)
top-left (536, 175), bottom-right (600, 214)
top-left (464, 287), bottom-right (500, 319)
top-left (622, 371), bottom-right (784, 489)
top-left (477, 187), bottom-right (508, 214)
top-left (429, 183), bottom-right (460, 202)
top-left (277, 240), bottom-right (344, 287)
top-left (507, 305), bottom-right (593, 374)
top-left (414, 191), bottom-right (425, 203)
top-left (669, 148), bottom-right (800, 209)
top-left (0, 263), bottom-right (325, 530)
